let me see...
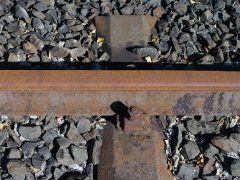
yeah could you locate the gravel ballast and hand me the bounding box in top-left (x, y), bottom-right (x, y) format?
top-left (0, 0), bottom-right (239, 66)
top-left (162, 115), bottom-right (240, 179)
top-left (0, 115), bottom-right (106, 179)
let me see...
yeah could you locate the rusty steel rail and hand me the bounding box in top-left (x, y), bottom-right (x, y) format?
top-left (1, 70), bottom-right (240, 91)
top-left (0, 70), bottom-right (239, 180)
top-left (0, 70), bottom-right (240, 116)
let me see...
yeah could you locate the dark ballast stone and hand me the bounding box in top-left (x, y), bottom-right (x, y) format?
top-left (18, 125), bottom-right (41, 140)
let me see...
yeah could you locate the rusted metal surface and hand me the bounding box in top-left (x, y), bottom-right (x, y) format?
top-left (0, 71), bottom-right (240, 117)
top-left (124, 106), bottom-right (151, 133)
top-left (95, 15), bottom-right (157, 62)
top-left (2, 91), bottom-right (240, 117)
top-left (1, 70), bottom-right (240, 91)
top-left (98, 121), bottom-right (173, 180)
top-left (0, 70), bottom-right (239, 179)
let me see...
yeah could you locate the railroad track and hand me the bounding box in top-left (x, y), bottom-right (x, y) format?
top-left (1, 70), bottom-right (240, 179)
top-left (1, 70), bottom-right (240, 116)
top-left (1, 15), bottom-right (240, 179)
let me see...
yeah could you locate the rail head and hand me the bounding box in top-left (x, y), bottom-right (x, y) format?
top-left (0, 70), bottom-right (240, 91)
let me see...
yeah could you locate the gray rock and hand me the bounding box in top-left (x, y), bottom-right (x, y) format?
top-left (0, 5), bottom-right (4, 17)
top-left (77, 117), bottom-right (92, 134)
top-left (201, 10), bottom-right (213, 22)
top-left (231, 5), bottom-right (240, 17)
top-left (41, 51), bottom-right (51, 63)
top-left (4, 23), bottom-right (22, 33)
top-left (55, 137), bottom-right (71, 149)
top-left (47, 157), bottom-right (60, 167)
top-left (230, 160), bottom-right (240, 176)
top-left (46, 9), bottom-right (58, 24)
top-left (174, 2), bottom-right (187, 15)
top-left (133, 46), bottom-right (158, 58)
top-left (1, 14), bottom-right (15, 24)
top-left (18, 125), bottom-right (41, 140)
top-left (211, 136), bottom-right (240, 153)
top-left (42, 0), bottom-right (55, 7)
top-left (43, 129), bottom-right (59, 144)
top-left (33, 2), bottom-right (48, 11)
top-left (64, 39), bottom-right (81, 48)
top-left (236, 18), bottom-right (240, 27)
top-left (230, 133), bottom-right (240, 144)
top-left (66, 122), bottom-right (85, 144)
top-left (56, 149), bottom-right (74, 166)
top-left (7, 160), bottom-right (28, 180)
top-left (186, 119), bottom-right (202, 135)
top-left (28, 54), bottom-right (40, 62)
top-left (203, 157), bottom-right (215, 175)
top-left (198, 55), bottom-right (215, 64)
top-left (26, 0), bottom-right (36, 8)
top-left (25, 172), bottom-right (35, 180)
top-left (29, 35), bottom-right (44, 50)
top-left (8, 53), bottom-right (19, 62)
top-left (63, 4), bottom-right (77, 17)
top-left (177, 163), bottom-right (199, 179)
top-left (170, 25), bottom-right (179, 38)
top-left (179, 33), bottom-right (191, 44)
top-left (32, 154), bottom-right (45, 169)
top-left (22, 42), bottom-right (38, 54)
top-left (70, 145), bottom-right (88, 164)
top-left (182, 141), bottom-right (200, 159)
top-left (32, 10), bottom-right (45, 19)
top-left (218, 23), bottom-right (229, 33)
top-left (69, 24), bottom-right (84, 32)
top-left (21, 142), bottom-right (38, 157)
top-left (0, 131), bottom-right (9, 145)
top-left (81, 8), bottom-right (89, 16)
top-left (204, 143), bottom-right (219, 158)
top-left (202, 175), bottom-right (220, 180)
top-left (172, 38), bottom-right (181, 54)
top-left (15, 5), bottom-right (29, 19)
top-left (201, 34), bottom-right (216, 49)
top-left (120, 6), bottom-right (134, 15)
top-left (7, 148), bottom-right (21, 159)
top-left (213, 0), bottom-right (225, 9)
top-left (0, 35), bottom-right (7, 45)
top-left (201, 121), bottom-right (221, 134)
top-left (43, 167), bottom-right (53, 179)
top-left (0, 146), bottom-right (5, 153)
top-left (215, 49), bottom-right (224, 62)
top-left (0, 45), bottom-right (6, 57)
top-left (44, 116), bottom-right (59, 129)
top-left (32, 18), bottom-right (44, 30)
top-left (82, 128), bottom-right (97, 141)
top-left (37, 146), bottom-right (51, 160)
top-left (54, 168), bottom-right (65, 179)
top-left (70, 48), bottom-right (86, 59)
top-left (99, 52), bottom-right (110, 61)
top-left (4, 140), bottom-right (18, 148)
top-left (156, 41), bottom-right (169, 52)
top-left (50, 46), bottom-right (69, 58)
top-left (58, 24), bottom-right (69, 34)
